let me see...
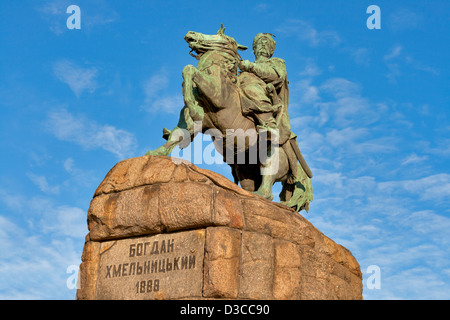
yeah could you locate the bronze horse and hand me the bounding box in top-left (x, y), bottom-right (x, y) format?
top-left (147, 26), bottom-right (313, 212)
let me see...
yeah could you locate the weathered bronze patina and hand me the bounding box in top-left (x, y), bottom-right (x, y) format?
top-left (146, 25), bottom-right (313, 212)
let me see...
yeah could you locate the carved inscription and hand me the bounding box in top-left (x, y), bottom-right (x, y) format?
top-left (95, 229), bottom-right (205, 299)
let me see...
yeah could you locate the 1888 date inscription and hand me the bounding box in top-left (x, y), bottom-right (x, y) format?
top-left (95, 229), bottom-right (205, 299)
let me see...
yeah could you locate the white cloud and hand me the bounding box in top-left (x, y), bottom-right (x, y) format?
top-left (308, 167), bottom-right (450, 299)
top-left (287, 71), bottom-right (448, 300)
top-left (326, 127), bottom-right (368, 147)
top-left (384, 45), bottom-right (403, 61)
top-left (383, 45), bottom-right (438, 83)
top-left (319, 78), bottom-right (378, 127)
top-left (383, 46), bottom-right (403, 83)
top-left (405, 56), bottom-right (440, 76)
top-left (152, 96), bottom-right (184, 114)
top-left (27, 173), bottom-right (60, 195)
top-left (37, 0), bottom-right (119, 34)
top-left (63, 158), bottom-right (75, 172)
top-left (53, 60), bottom-right (98, 97)
top-left (0, 214), bottom-right (84, 299)
top-left (291, 79), bottom-right (320, 105)
top-left (0, 192), bottom-right (87, 299)
top-left (291, 77), bottom-right (382, 129)
top-left (299, 58), bottom-right (322, 77)
top-left (289, 76), bottom-right (405, 176)
top-left (276, 19), bottom-right (340, 47)
top-left (406, 211), bottom-right (450, 246)
top-left (386, 63), bottom-right (401, 84)
top-left (62, 157), bottom-right (98, 188)
top-left (143, 69), bottom-right (169, 101)
top-left (0, 190), bottom-right (24, 211)
top-left (36, 0), bottom-right (72, 35)
top-left (41, 206), bottom-right (87, 238)
top-left (0, 216), bottom-right (23, 247)
top-left (320, 77), bottom-right (360, 97)
top-left (378, 173), bottom-right (450, 203)
top-left (46, 109), bottom-right (137, 159)
top-left (389, 8), bottom-right (423, 32)
top-left (351, 48), bottom-right (370, 66)
top-left (253, 3), bottom-right (270, 13)
top-left (84, 10), bottom-right (120, 28)
top-left (401, 153), bottom-right (428, 165)
top-left (141, 69), bottom-right (183, 114)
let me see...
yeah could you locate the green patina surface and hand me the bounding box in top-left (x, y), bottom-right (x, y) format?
top-left (146, 25), bottom-right (313, 212)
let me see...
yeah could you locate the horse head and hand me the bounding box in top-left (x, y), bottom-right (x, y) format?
top-left (184, 24), bottom-right (248, 61)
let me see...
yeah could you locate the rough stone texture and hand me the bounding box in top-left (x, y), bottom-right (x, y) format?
top-left (94, 230), bottom-right (205, 300)
top-left (77, 155), bottom-right (363, 300)
top-left (203, 227), bottom-right (240, 298)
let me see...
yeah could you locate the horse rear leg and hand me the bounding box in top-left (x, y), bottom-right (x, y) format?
top-left (233, 164), bottom-right (260, 192)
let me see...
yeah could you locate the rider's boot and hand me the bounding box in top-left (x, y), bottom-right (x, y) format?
top-left (253, 147), bottom-right (277, 201)
top-left (282, 141), bottom-right (299, 184)
top-left (253, 122), bottom-right (279, 200)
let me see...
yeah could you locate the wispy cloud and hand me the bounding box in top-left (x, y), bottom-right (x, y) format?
top-left (351, 48), bottom-right (370, 66)
top-left (276, 19), bottom-right (340, 47)
top-left (383, 45), bottom-right (439, 83)
top-left (0, 202), bottom-right (86, 299)
top-left (319, 78), bottom-right (379, 127)
top-left (405, 56), bottom-right (440, 76)
top-left (0, 190), bottom-right (24, 211)
top-left (253, 3), bottom-right (270, 13)
top-left (40, 205), bottom-right (87, 238)
top-left (63, 157), bottom-right (98, 187)
top-left (308, 166), bottom-right (450, 299)
top-left (36, 0), bottom-right (72, 35)
top-left (401, 153), bottom-right (428, 166)
top-left (389, 8), bottom-right (423, 32)
top-left (27, 173), bottom-right (60, 195)
top-left (291, 79), bottom-right (320, 105)
top-left (141, 69), bottom-right (183, 114)
top-left (325, 127), bottom-right (368, 147)
top-left (0, 186), bottom-right (88, 298)
top-left (46, 109), bottom-right (137, 159)
top-left (36, 0), bottom-right (119, 34)
top-left (142, 69), bottom-right (169, 104)
top-left (384, 45), bottom-right (403, 61)
top-left (378, 173), bottom-right (450, 203)
top-left (386, 63), bottom-right (401, 84)
top-left (292, 76), bottom-right (376, 128)
top-left (299, 58), bottom-right (322, 77)
top-left (53, 60), bottom-right (98, 97)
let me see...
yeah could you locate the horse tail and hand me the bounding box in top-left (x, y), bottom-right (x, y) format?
top-left (279, 163), bottom-right (313, 212)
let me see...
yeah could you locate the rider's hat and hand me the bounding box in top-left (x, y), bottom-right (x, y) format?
top-left (252, 33), bottom-right (276, 57)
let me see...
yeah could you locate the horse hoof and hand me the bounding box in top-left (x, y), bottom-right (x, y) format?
top-left (253, 190), bottom-right (274, 201)
top-left (162, 128), bottom-right (171, 140)
top-left (145, 147), bottom-right (170, 157)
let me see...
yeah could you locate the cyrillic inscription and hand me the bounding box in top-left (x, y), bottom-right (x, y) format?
top-left (95, 229), bottom-right (205, 299)
top-left (104, 254), bottom-right (196, 278)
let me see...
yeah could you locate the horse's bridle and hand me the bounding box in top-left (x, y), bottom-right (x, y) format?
top-left (189, 36), bottom-right (243, 63)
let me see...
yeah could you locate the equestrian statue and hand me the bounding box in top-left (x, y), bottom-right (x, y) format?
top-left (146, 25), bottom-right (313, 212)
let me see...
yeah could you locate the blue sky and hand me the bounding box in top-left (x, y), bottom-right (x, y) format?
top-left (0, 0), bottom-right (449, 299)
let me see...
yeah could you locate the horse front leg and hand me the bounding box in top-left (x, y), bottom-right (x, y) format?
top-left (146, 65), bottom-right (202, 157)
top-left (182, 65), bottom-right (204, 122)
top-left (146, 107), bottom-right (195, 156)
top-left (191, 65), bottom-right (224, 109)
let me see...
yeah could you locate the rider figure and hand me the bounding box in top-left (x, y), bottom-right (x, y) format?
top-left (239, 33), bottom-right (299, 184)
top-left (239, 33), bottom-right (284, 137)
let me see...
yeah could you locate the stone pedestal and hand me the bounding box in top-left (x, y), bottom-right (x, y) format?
top-left (76, 156), bottom-right (362, 300)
